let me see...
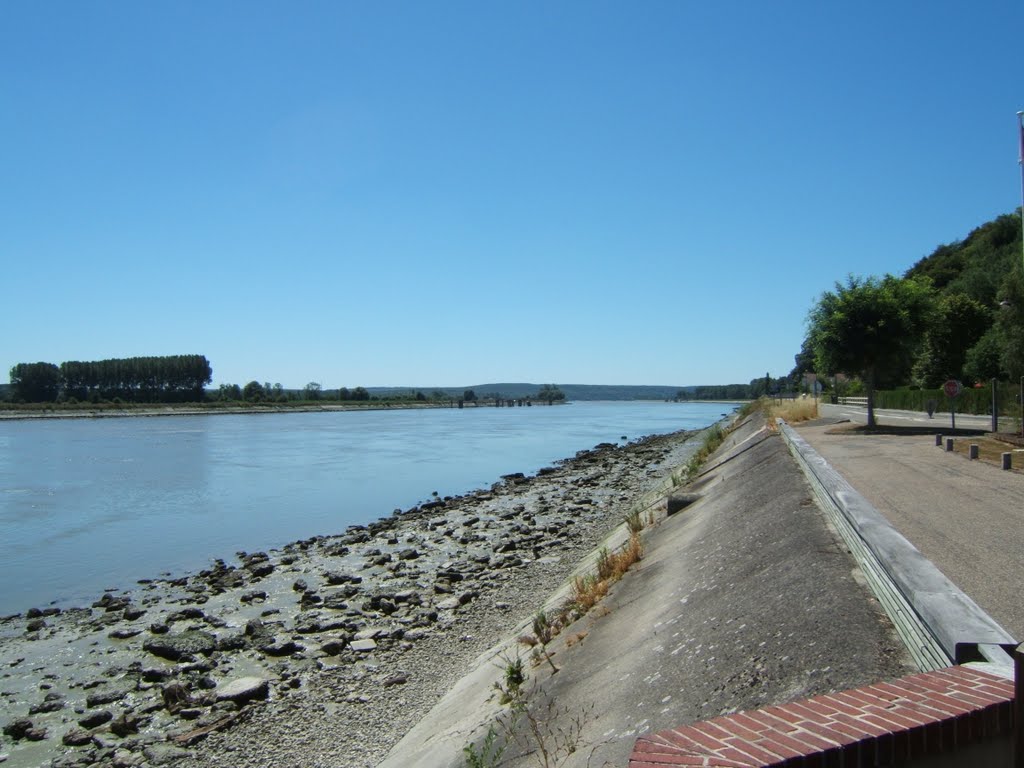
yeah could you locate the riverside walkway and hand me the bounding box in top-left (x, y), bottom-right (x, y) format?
top-left (799, 404), bottom-right (1024, 642)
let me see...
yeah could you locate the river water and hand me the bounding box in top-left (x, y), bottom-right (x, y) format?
top-left (0, 401), bottom-right (731, 614)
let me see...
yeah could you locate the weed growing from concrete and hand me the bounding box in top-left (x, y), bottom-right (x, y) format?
top-left (624, 507), bottom-right (643, 533)
top-left (464, 497), bottom-right (651, 766)
top-left (564, 532), bottom-right (643, 621)
top-left (463, 724), bottom-right (506, 768)
top-left (673, 422), bottom-right (730, 487)
top-left (472, 676), bottom-right (593, 768)
top-left (498, 655), bottom-right (526, 704)
top-left (528, 611), bottom-right (560, 674)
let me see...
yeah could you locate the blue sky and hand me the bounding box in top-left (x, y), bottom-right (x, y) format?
top-left (3, 2), bottom-right (1022, 389)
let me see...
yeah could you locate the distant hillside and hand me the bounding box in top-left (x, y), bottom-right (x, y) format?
top-left (366, 383), bottom-right (745, 401)
top-left (479, 384), bottom-right (685, 401)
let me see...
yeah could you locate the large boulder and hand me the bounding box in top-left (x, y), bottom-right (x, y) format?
top-left (214, 677), bottom-right (269, 705)
top-left (143, 630), bottom-right (217, 661)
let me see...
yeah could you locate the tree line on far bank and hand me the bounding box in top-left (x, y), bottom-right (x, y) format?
top-left (216, 383), bottom-right (567, 405)
top-left (4, 361), bottom-right (570, 408)
top-left (790, 210), bottom-right (1024, 426)
top-left (8, 356), bottom-right (213, 403)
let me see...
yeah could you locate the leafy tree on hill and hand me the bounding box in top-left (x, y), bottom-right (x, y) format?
top-left (963, 327), bottom-right (1006, 382)
top-left (993, 260), bottom-right (1024, 380)
top-left (911, 293), bottom-right (991, 387)
top-left (807, 275), bottom-right (934, 427)
top-left (903, 212), bottom-right (1023, 383)
top-left (906, 213), bottom-right (1020, 306)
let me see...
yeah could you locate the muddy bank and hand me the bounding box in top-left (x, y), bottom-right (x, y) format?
top-left (0, 428), bottom-right (701, 768)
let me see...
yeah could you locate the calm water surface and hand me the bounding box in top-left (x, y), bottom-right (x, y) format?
top-left (0, 401), bottom-right (731, 613)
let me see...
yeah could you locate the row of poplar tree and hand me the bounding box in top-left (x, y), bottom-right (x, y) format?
top-left (8, 355), bottom-right (213, 403)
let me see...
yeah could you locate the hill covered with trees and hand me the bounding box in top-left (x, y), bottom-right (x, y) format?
top-left (794, 209), bottom-right (1024, 406)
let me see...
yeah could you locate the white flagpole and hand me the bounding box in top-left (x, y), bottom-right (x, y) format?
top-left (1018, 111), bottom-right (1024, 272)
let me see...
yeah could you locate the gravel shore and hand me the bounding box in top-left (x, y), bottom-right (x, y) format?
top-left (0, 428), bottom-right (702, 768)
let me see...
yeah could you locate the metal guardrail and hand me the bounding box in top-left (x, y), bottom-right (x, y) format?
top-left (778, 419), bottom-right (1016, 672)
top-left (837, 396), bottom-right (869, 406)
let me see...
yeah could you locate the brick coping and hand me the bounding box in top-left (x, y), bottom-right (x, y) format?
top-left (629, 666), bottom-right (1014, 767)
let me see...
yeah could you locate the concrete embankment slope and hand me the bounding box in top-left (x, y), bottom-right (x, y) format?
top-left (381, 415), bottom-right (913, 767)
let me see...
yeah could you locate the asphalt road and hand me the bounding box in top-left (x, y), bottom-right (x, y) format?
top-left (796, 417), bottom-right (1024, 643)
top-left (819, 402), bottom-right (996, 431)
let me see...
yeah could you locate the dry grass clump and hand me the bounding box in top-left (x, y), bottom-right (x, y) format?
top-left (516, 529), bottom-right (646, 668)
top-left (569, 533), bottom-right (643, 615)
top-left (672, 422), bottom-right (729, 487)
top-left (565, 631), bottom-right (588, 648)
top-left (766, 396), bottom-right (818, 424)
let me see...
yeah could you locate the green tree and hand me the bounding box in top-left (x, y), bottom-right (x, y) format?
top-left (304, 382), bottom-right (322, 401)
top-left (463, 389), bottom-right (477, 402)
top-left (351, 386), bottom-right (370, 401)
top-left (911, 293), bottom-right (991, 387)
top-left (10, 362), bottom-right (61, 402)
top-left (962, 327), bottom-right (1006, 382)
top-left (790, 338), bottom-right (816, 382)
top-left (994, 261), bottom-right (1024, 380)
top-left (242, 380), bottom-right (266, 402)
top-left (807, 275), bottom-right (934, 427)
top-left (537, 384), bottom-right (565, 404)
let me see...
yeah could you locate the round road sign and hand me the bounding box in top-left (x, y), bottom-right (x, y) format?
top-left (943, 379), bottom-right (962, 399)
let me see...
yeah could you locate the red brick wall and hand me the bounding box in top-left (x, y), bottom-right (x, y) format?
top-left (629, 666), bottom-right (1013, 767)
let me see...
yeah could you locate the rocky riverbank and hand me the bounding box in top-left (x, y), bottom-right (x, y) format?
top-left (0, 428), bottom-right (703, 768)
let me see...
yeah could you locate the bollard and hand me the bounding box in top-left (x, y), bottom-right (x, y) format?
top-left (935, 434), bottom-right (943, 446)
top-left (945, 438), bottom-right (954, 452)
top-left (969, 444), bottom-right (979, 460)
top-left (1003, 453), bottom-right (1013, 471)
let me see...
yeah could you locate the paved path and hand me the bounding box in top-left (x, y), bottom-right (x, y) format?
top-left (796, 418), bottom-right (1024, 643)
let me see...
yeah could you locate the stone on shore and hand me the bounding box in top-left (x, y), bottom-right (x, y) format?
top-left (215, 677), bottom-right (269, 705)
top-left (143, 630), bottom-right (218, 661)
